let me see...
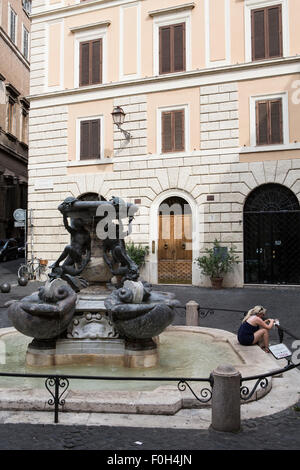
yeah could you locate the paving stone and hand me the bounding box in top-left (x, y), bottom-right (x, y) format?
top-left (1, 263), bottom-right (300, 449)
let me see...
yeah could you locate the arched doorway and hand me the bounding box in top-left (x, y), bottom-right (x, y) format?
top-left (158, 196), bottom-right (192, 284)
top-left (78, 192), bottom-right (106, 201)
top-left (244, 184), bottom-right (300, 285)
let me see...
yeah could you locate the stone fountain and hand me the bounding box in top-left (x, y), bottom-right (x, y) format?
top-left (7, 196), bottom-right (179, 368)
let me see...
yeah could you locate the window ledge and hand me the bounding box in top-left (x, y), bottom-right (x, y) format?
top-left (70, 21), bottom-right (111, 34)
top-left (148, 2), bottom-right (195, 17)
top-left (240, 143), bottom-right (300, 154)
top-left (19, 141), bottom-right (28, 149)
top-left (6, 132), bottom-right (17, 142)
top-left (159, 151), bottom-right (188, 157)
top-left (68, 158), bottom-right (112, 167)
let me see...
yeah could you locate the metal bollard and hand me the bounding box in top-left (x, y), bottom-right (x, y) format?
top-left (211, 364), bottom-right (241, 432)
top-left (186, 300), bottom-right (199, 326)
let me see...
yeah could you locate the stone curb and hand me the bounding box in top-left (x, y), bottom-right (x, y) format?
top-left (0, 325), bottom-right (296, 418)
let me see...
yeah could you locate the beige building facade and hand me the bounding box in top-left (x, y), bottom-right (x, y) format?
top-left (0, 0), bottom-right (31, 239)
top-left (28, 0), bottom-right (300, 287)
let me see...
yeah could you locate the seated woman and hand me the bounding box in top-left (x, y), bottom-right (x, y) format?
top-left (237, 305), bottom-right (275, 352)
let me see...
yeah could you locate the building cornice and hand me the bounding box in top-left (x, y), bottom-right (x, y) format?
top-left (28, 55), bottom-right (300, 108)
top-left (31, 0), bottom-right (145, 21)
top-left (148, 3), bottom-right (195, 17)
top-left (0, 140), bottom-right (28, 165)
top-left (0, 27), bottom-right (30, 71)
top-left (69, 20), bottom-right (111, 34)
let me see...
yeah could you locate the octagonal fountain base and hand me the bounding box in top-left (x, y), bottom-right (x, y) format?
top-left (26, 337), bottom-right (159, 369)
top-left (24, 290), bottom-right (160, 369)
top-left (0, 325), bottom-right (289, 415)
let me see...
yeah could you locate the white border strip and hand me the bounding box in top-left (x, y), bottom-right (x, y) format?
top-left (205, 0), bottom-right (231, 68)
top-left (29, 59), bottom-right (300, 109)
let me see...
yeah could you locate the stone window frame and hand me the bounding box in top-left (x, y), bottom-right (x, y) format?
top-left (244, 0), bottom-right (289, 63)
top-left (8, 3), bottom-right (18, 45)
top-left (22, 24), bottom-right (30, 61)
top-left (76, 114), bottom-right (104, 162)
top-left (5, 84), bottom-right (20, 138)
top-left (249, 91), bottom-right (289, 148)
top-left (152, 8), bottom-right (192, 77)
top-left (157, 104), bottom-right (190, 155)
top-left (20, 97), bottom-right (30, 145)
top-left (73, 25), bottom-right (109, 88)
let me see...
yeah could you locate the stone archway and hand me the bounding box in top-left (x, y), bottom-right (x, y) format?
top-left (157, 196), bottom-right (193, 284)
top-left (244, 183), bottom-right (300, 285)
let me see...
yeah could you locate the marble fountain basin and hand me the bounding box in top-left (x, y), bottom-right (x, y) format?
top-left (0, 326), bottom-right (280, 415)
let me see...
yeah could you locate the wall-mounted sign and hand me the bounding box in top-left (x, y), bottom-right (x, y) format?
top-left (34, 179), bottom-right (54, 191)
top-left (13, 208), bottom-right (26, 222)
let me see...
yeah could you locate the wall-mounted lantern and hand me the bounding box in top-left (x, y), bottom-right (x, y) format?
top-left (111, 106), bottom-right (131, 141)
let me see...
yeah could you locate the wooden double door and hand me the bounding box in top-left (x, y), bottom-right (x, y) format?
top-left (158, 212), bottom-right (192, 284)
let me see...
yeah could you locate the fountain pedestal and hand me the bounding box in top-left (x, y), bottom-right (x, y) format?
top-left (11, 196), bottom-right (178, 371)
top-left (25, 292), bottom-right (159, 368)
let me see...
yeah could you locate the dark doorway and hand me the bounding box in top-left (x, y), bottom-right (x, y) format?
top-left (244, 184), bottom-right (300, 285)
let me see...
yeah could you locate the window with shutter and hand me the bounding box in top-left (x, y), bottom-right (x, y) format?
top-left (159, 23), bottom-right (185, 74)
top-left (21, 109), bottom-right (29, 144)
top-left (7, 98), bottom-right (15, 134)
top-left (80, 39), bottom-right (102, 86)
top-left (162, 109), bottom-right (185, 153)
top-left (251, 5), bottom-right (282, 61)
top-left (9, 7), bottom-right (17, 43)
top-left (80, 119), bottom-right (101, 160)
top-left (23, 27), bottom-right (29, 60)
top-left (256, 99), bottom-right (282, 145)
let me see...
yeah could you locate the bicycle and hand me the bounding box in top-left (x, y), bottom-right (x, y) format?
top-left (18, 258), bottom-right (47, 280)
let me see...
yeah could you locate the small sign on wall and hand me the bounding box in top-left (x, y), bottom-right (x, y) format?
top-left (34, 179), bottom-right (54, 191)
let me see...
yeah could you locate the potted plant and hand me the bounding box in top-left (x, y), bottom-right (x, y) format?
top-left (194, 240), bottom-right (239, 289)
top-left (125, 242), bottom-right (149, 268)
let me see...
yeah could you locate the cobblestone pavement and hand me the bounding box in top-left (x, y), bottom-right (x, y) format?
top-left (0, 267), bottom-right (300, 451)
top-left (0, 401), bottom-right (300, 450)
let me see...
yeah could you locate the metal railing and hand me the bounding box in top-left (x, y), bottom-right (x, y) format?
top-left (0, 372), bottom-right (213, 424)
top-left (0, 302), bottom-right (299, 424)
top-left (240, 361), bottom-right (299, 401)
top-left (176, 303), bottom-right (299, 345)
top-left (0, 359), bottom-right (299, 424)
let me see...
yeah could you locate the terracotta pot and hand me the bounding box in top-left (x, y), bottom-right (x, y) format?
top-left (39, 259), bottom-right (48, 266)
top-left (210, 277), bottom-right (223, 289)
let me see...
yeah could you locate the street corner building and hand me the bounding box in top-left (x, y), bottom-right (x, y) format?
top-left (0, 0), bottom-right (30, 239)
top-left (28, 0), bottom-right (300, 288)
